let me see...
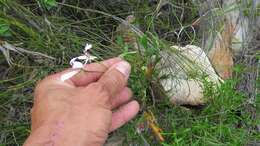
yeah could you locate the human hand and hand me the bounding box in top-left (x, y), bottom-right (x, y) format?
top-left (24, 58), bottom-right (140, 146)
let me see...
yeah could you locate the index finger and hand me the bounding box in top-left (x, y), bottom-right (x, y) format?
top-left (69, 57), bottom-right (122, 86)
top-left (46, 58), bottom-right (122, 88)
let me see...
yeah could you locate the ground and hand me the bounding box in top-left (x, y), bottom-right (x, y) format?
top-left (0, 0), bottom-right (259, 146)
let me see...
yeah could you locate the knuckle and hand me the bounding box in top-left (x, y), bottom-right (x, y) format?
top-left (88, 82), bottom-right (110, 97)
top-left (35, 76), bottom-right (49, 89)
top-left (87, 82), bottom-right (111, 107)
top-left (33, 76), bottom-right (54, 99)
top-left (88, 82), bottom-right (106, 92)
top-left (34, 80), bottom-right (45, 98)
top-left (105, 72), bottom-right (124, 88)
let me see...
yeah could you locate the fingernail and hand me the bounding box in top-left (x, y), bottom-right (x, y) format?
top-left (115, 61), bottom-right (131, 78)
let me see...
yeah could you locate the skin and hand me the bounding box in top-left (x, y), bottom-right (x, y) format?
top-left (24, 58), bottom-right (140, 146)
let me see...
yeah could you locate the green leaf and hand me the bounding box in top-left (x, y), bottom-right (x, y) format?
top-left (139, 35), bottom-right (148, 49)
top-left (0, 20), bottom-right (11, 37)
top-left (116, 36), bottom-right (124, 47)
top-left (41, 0), bottom-right (57, 10)
top-left (0, 0), bottom-right (8, 5)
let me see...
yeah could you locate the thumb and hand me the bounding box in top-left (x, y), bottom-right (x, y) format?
top-left (98, 61), bottom-right (131, 97)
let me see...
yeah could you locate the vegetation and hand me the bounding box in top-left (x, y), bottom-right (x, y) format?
top-left (0, 0), bottom-right (259, 145)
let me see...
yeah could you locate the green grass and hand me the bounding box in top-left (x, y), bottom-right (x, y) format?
top-left (116, 75), bottom-right (259, 145)
top-left (0, 0), bottom-right (259, 145)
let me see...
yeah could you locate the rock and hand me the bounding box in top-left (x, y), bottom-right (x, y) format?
top-left (114, 16), bottom-right (223, 106)
top-left (160, 45), bottom-right (222, 106)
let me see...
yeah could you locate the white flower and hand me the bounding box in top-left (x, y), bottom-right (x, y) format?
top-left (61, 43), bottom-right (97, 81)
top-left (84, 44), bottom-right (92, 52)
